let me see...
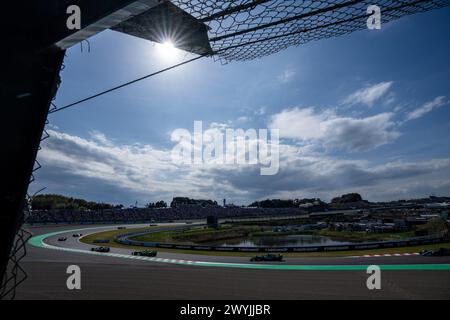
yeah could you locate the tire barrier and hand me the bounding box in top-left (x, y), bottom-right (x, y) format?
top-left (114, 229), bottom-right (450, 253)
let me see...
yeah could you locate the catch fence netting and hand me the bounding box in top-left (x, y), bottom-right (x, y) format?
top-left (171, 0), bottom-right (450, 62)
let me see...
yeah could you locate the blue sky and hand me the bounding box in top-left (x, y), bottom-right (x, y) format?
top-left (32, 6), bottom-right (450, 206)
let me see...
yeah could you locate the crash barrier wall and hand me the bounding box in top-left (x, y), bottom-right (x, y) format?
top-left (114, 229), bottom-right (450, 253)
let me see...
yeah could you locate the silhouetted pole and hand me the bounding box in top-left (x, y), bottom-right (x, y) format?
top-left (0, 0), bottom-right (156, 290)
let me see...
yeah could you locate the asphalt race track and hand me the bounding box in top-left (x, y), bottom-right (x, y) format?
top-left (14, 224), bottom-right (450, 300)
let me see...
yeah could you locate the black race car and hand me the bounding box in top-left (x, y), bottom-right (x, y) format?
top-left (58, 237), bottom-right (67, 242)
top-left (72, 233), bottom-right (83, 238)
top-left (132, 250), bottom-right (158, 257)
top-left (420, 248), bottom-right (450, 257)
top-left (91, 247), bottom-right (111, 253)
top-left (250, 254), bottom-right (284, 262)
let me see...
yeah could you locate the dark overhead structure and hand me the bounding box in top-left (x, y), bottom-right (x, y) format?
top-left (1, 0), bottom-right (450, 299)
top-left (111, 1), bottom-right (213, 55)
top-left (54, 0), bottom-right (212, 55)
top-left (0, 0), bottom-right (211, 300)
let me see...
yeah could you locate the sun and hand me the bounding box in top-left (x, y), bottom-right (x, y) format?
top-left (155, 40), bottom-right (180, 62)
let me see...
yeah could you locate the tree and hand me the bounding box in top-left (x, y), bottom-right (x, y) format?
top-left (422, 217), bottom-right (450, 237)
top-left (155, 201), bottom-right (167, 208)
top-left (331, 193), bottom-right (363, 204)
top-left (31, 194), bottom-right (115, 211)
top-left (146, 201), bottom-right (168, 209)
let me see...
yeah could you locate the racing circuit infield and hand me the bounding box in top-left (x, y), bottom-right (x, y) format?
top-left (15, 224), bottom-right (450, 299)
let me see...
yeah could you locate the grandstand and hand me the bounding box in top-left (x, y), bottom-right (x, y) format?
top-left (26, 206), bottom-right (309, 225)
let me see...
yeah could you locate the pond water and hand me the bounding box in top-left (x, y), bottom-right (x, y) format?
top-left (204, 234), bottom-right (352, 248)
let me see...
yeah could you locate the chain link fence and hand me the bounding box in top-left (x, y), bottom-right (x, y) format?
top-left (171, 0), bottom-right (450, 62)
top-left (0, 219), bottom-right (31, 300)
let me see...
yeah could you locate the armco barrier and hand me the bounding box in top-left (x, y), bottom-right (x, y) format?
top-left (114, 228), bottom-right (450, 253)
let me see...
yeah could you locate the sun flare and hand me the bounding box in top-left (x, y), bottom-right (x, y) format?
top-left (155, 40), bottom-right (180, 62)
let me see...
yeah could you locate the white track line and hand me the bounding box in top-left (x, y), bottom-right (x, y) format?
top-left (348, 252), bottom-right (421, 259)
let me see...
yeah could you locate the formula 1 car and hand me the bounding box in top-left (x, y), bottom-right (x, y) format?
top-left (250, 254), bottom-right (284, 262)
top-left (132, 250), bottom-right (158, 257)
top-left (58, 237), bottom-right (67, 242)
top-left (91, 247), bottom-right (111, 253)
top-left (72, 233), bottom-right (83, 238)
top-left (420, 248), bottom-right (450, 257)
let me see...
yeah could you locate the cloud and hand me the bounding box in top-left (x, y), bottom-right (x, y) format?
top-left (268, 107), bottom-right (325, 140)
top-left (321, 113), bottom-right (400, 152)
top-left (32, 127), bottom-right (450, 205)
top-left (255, 107), bottom-right (266, 116)
top-left (404, 96), bottom-right (447, 122)
top-left (269, 107), bottom-right (400, 152)
top-left (35, 127), bottom-right (277, 204)
top-left (207, 155), bottom-right (450, 202)
top-left (90, 131), bottom-right (114, 147)
top-left (277, 70), bottom-right (296, 83)
top-left (343, 81), bottom-right (393, 107)
top-left (36, 130), bottom-right (186, 204)
top-left (236, 116), bottom-right (251, 123)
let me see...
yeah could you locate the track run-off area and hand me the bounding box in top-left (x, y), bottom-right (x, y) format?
top-left (28, 224), bottom-right (450, 271)
top-left (13, 224), bottom-right (450, 299)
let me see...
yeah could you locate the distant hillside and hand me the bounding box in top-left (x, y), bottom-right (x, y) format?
top-left (330, 193), bottom-right (369, 209)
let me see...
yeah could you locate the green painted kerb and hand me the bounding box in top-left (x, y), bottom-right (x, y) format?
top-left (28, 229), bottom-right (450, 271)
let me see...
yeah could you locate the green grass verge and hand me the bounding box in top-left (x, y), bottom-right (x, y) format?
top-left (128, 223), bottom-right (417, 244)
top-left (312, 230), bottom-right (416, 242)
top-left (81, 227), bottom-right (154, 246)
top-left (80, 227), bottom-right (450, 258)
top-left (130, 225), bottom-right (257, 244)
